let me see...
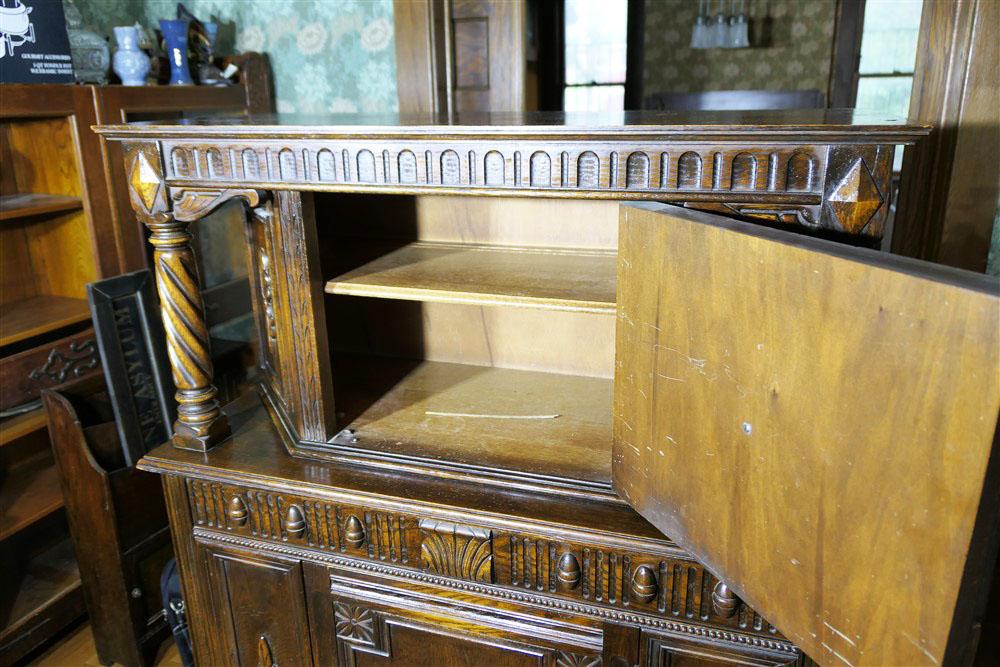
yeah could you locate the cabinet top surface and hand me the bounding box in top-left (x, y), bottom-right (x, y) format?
top-left (94, 110), bottom-right (929, 141)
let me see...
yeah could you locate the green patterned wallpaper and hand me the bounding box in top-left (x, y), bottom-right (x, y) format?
top-left (643, 0), bottom-right (836, 96)
top-left (74, 0), bottom-right (398, 113)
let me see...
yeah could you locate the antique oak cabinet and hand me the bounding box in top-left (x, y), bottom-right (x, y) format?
top-left (94, 112), bottom-right (1000, 666)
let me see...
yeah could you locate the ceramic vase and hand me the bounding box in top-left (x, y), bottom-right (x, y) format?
top-left (113, 26), bottom-right (150, 86)
top-left (159, 19), bottom-right (193, 85)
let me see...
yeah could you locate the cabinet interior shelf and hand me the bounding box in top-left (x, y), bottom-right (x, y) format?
top-left (332, 353), bottom-right (612, 484)
top-left (0, 194), bottom-right (83, 222)
top-left (0, 295), bottom-right (91, 348)
top-left (325, 241), bottom-right (617, 314)
top-left (0, 458), bottom-right (65, 541)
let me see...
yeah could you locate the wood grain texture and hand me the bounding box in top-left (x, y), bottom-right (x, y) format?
top-left (893, 0), bottom-right (998, 269)
top-left (613, 202), bottom-right (1000, 666)
top-left (331, 353), bottom-right (612, 485)
top-left (326, 241), bottom-right (616, 313)
top-left (0, 193), bottom-right (82, 221)
top-left (0, 295), bottom-right (90, 347)
top-left (0, 457), bottom-right (64, 540)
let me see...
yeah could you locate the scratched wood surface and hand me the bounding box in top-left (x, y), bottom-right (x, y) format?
top-left (613, 202), bottom-right (1000, 666)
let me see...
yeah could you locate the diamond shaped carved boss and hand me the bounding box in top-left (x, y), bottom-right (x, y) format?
top-left (827, 157), bottom-right (883, 234)
top-left (129, 151), bottom-right (162, 213)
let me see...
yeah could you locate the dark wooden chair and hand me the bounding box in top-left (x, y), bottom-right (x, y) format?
top-left (643, 89), bottom-right (825, 111)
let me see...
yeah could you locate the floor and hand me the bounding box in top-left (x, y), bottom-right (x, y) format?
top-left (29, 622), bottom-right (180, 667)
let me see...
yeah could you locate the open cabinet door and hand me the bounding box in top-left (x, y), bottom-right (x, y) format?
top-left (613, 203), bottom-right (1000, 666)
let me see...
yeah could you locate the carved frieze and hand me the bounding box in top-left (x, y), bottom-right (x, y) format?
top-left (161, 140), bottom-right (826, 201)
top-left (503, 535), bottom-right (779, 636)
top-left (187, 480), bottom-right (409, 562)
top-left (418, 519), bottom-right (493, 583)
top-left (188, 481), bottom-right (780, 641)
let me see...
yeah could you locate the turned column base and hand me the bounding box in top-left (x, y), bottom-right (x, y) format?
top-left (172, 414), bottom-right (231, 452)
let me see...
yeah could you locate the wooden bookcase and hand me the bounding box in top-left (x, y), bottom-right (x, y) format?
top-left (0, 59), bottom-right (270, 663)
top-left (0, 84), bottom-right (102, 665)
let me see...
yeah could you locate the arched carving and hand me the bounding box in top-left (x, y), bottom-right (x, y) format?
top-left (397, 149), bottom-right (417, 184)
top-left (626, 152), bottom-right (650, 189)
top-left (317, 149), bottom-right (336, 181)
top-left (242, 149), bottom-right (260, 179)
top-left (730, 153), bottom-right (757, 190)
top-left (356, 149), bottom-right (376, 182)
top-left (529, 151), bottom-right (551, 186)
top-left (484, 150), bottom-right (504, 185)
top-left (440, 149), bottom-right (461, 185)
top-left (278, 148), bottom-right (297, 180)
top-left (577, 151), bottom-right (599, 188)
top-left (678, 151), bottom-right (702, 189)
top-left (171, 147), bottom-right (191, 177)
top-left (206, 148), bottom-right (225, 179)
top-left (786, 152), bottom-right (815, 191)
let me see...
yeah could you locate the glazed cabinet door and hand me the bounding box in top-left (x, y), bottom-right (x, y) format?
top-left (203, 546), bottom-right (312, 666)
top-left (612, 203), bottom-right (1000, 666)
top-left (302, 562), bottom-right (605, 667)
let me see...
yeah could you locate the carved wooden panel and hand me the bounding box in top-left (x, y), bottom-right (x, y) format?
top-left (204, 548), bottom-right (312, 667)
top-left (187, 479), bottom-right (414, 563)
top-left (497, 533), bottom-right (779, 640)
top-left (263, 191), bottom-right (336, 442)
top-left (187, 478), bottom-right (792, 657)
top-left (244, 201), bottom-right (283, 403)
top-left (162, 141), bottom-right (825, 196)
top-left (641, 632), bottom-right (814, 667)
top-left (418, 519), bottom-right (493, 583)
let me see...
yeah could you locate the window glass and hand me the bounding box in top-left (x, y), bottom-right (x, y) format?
top-left (858, 0), bottom-right (922, 75)
top-left (564, 0), bottom-right (627, 112)
top-left (564, 85), bottom-right (625, 113)
top-left (855, 76), bottom-right (914, 117)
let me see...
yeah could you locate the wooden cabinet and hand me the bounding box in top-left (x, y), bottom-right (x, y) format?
top-left (99, 111), bottom-right (999, 665)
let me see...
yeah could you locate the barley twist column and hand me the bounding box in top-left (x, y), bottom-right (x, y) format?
top-left (123, 143), bottom-right (230, 451)
top-left (148, 217), bottom-right (229, 450)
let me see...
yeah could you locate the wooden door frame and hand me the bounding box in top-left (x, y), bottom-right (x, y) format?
top-left (892, 0), bottom-right (999, 270)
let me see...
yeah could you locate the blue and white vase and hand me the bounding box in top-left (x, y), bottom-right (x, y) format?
top-left (159, 19), bottom-right (193, 85)
top-left (113, 26), bottom-right (150, 86)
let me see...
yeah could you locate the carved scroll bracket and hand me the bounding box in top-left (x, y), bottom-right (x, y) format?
top-left (170, 187), bottom-right (267, 222)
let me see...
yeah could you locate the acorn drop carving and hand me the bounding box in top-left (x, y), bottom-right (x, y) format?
top-left (556, 552), bottom-right (581, 590)
top-left (228, 495), bottom-right (248, 526)
top-left (631, 565), bottom-right (658, 603)
top-left (285, 504), bottom-right (305, 538)
top-left (344, 515), bottom-right (366, 548)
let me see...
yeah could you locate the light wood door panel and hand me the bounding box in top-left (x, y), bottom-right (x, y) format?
top-left (613, 202), bottom-right (1000, 666)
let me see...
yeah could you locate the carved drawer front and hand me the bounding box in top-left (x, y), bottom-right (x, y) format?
top-left (0, 328), bottom-right (100, 410)
top-left (316, 562), bottom-right (604, 667)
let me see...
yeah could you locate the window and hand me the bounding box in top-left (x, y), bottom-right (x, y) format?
top-left (563, 0), bottom-right (628, 112)
top-left (854, 0), bottom-right (923, 168)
